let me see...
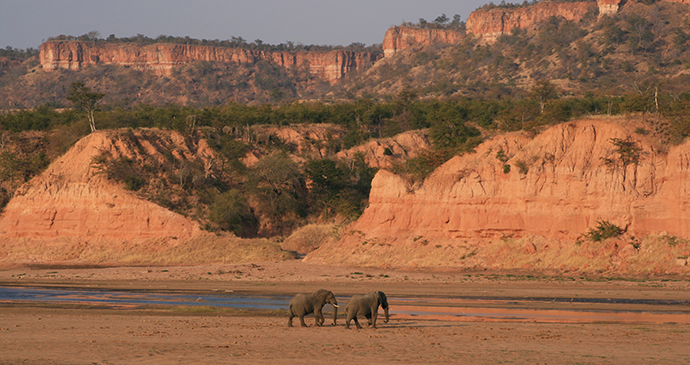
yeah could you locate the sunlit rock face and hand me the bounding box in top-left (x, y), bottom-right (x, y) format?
top-left (329, 119), bottom-right (690, 244)
top-left (382, 26), bottom-right (463, 57)
top-left (597, 0), bottom-right (622, 18)
top-left (40, 41), bottom-right (381, 82)
top-left (466, 1), bottom-right (596, 43)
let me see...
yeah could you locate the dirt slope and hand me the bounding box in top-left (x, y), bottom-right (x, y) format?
top-left (307, 117), bottom-right (690, 276)
top-left (0, 129), bottom-right (289, 264)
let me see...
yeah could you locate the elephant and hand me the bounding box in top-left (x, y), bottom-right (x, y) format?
top-left (287, 289), bottom-right (339, 327)
top-left (344, 291), bottom-right (389, 329)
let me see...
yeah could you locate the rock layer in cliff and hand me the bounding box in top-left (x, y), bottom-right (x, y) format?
top-left (39, 41), bottom-right (381, 83)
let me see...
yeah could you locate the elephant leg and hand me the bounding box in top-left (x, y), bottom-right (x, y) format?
top-left (315, 310), bottom-right (324, 326)
top-left (365, 313), bottom-right (373, 327)
top-left (371, 310), bottom-right (378, 328)
top-left (299, 315), bottom-right (308, 327)
top-left (288, 307), bottom-right (295, 327)
top-left (346, 311), bottom-right (355, 329)
top-left (353, 316), bottom-right (362, 329)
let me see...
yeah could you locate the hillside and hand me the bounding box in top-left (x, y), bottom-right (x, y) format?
top-left (0, 129), bottom-right (292, 264)
top-left (306, 116), bottom-right (690, 276)
top-left (362, 0), bottom-right (690, 98)
top-left (2, 0), bottom-right (690, 107)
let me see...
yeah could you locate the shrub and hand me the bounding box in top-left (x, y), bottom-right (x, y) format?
top-left (584, 220), bottom-right (623, 242)
top-left (514, 159), bottom-right (529, 174)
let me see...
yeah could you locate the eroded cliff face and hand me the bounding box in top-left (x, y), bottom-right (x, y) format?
top-left (382, 26), bottom-right (464, 57)
top-left (336, 130), bottom-right (431, 168)
top-left (597, 0), bottom-right (622, 17)
top-left (39, 41), bottom-right (381, 82)
top-left (384, 0), bottom-right (685, 50)
top-left (306, 118), bottom-right (690, 274)
top-left (0, 130), bottom-right (200, 243)
top-left (466, 1), bottom-right (597, 42)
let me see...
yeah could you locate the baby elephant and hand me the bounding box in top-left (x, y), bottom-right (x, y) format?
top-left (345, 291), bottom-right (389, 329)
top-left (288, 289), bottom-right (339, 327)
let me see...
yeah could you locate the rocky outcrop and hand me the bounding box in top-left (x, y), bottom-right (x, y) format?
top-left (382, 26), bottom-right (463, 57)
top-left (306, 118), bottom-right (690, 274)
top-left (597, 0), bottom-right (622, 17)
top-left (336, 130), bottom-right (431, 168)
top-left (467, 1), bottom-right (597, 42)
top-left (39, 41), bottom-right (382, 82)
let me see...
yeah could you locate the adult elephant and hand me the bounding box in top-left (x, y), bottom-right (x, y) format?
top-left (287, 289), bottom-right (339, 327)
top-left (345, 291), bottom-right (389, 329)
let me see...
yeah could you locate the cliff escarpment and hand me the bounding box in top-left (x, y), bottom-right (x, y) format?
top-left (40, 41), bottom-right (382, 82)
top-left (306, 118), bottom-right (690, 275)
top-left (466, 1), bottom-right (597, 42)
top-left (382, 26), bottom-right (464, 57)
top-left (381, 1), bottom-right (602, 54)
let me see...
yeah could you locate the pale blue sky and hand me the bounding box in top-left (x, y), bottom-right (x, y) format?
top-left (0, 0), bottom-right (507, 50)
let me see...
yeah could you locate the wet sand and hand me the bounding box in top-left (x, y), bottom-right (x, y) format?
top-left (1, 261), bottom-right (690, 364)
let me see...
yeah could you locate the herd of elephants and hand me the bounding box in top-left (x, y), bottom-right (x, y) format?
top-left (287, 290), bottom-right (389, 329)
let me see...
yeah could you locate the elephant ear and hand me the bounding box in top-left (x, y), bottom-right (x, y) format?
top-left (314, 289), bottom-right (332, 303)
top-left (378, 291), bottom-right (389, 308)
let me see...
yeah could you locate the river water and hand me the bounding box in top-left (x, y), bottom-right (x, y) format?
top-left (2, 286), bottom-right (689, 324)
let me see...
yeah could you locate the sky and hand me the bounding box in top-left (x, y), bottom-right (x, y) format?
top-left (0, 0), bottom-right (502, 50)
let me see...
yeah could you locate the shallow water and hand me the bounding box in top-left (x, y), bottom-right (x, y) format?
top-left (1, 286), bottom-right (689, 324)
top-left (0, 287), bottom-right (290, 310)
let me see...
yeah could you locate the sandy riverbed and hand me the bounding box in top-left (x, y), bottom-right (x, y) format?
top-left (1, 261), bottom-right (689, 364)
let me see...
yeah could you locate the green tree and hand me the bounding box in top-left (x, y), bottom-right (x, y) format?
top-left (306, 158), bottom-right (345, 217)
top-left (530, 80), bottom-right (559, 114)
top-left (428, 102), bottom-right (481, 151)
top-left (248, 153), bottom-right (308, 234)
top-left (67, 82), bottom-right (105, 133)
top-left (208, 189), bottom-right (258, 237)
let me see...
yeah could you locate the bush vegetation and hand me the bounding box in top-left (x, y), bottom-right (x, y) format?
top-left (585, 220), bottom-right (624, 242)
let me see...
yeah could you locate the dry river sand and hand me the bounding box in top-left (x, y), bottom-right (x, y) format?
top-left (1, 261), bottom-right (689, 364)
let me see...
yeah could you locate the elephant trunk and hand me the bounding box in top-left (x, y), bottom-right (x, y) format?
top-left (383, 306), bottom-right (389, 323)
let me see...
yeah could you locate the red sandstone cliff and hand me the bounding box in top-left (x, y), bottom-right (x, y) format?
top-left (466, 1), bottom-right (597, 42)
top-left (381, 1), bottom-right (600, 53)
top-left (383, 0), bottom-right (686, 51)
top-left (382, 26), bottom-right (463, 57)
top-left (40, 41), bottom-right (381, 82)
top-left (306, 118), bottom-right (690, 274)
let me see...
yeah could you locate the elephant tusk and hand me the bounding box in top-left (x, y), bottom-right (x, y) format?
top-left (333, 304), bottom-right (339, 308)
